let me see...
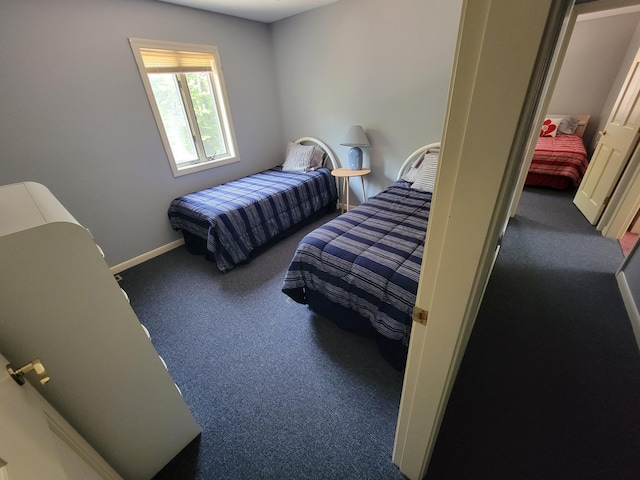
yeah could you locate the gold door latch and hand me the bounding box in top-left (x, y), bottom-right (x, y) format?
top-left (6, 359), bottom-right (50, 386)
top-left (412, 306), bottom-right (429, 326)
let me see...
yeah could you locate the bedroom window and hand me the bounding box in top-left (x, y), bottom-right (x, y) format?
top-left (129, 39), bottom-right (239, 176)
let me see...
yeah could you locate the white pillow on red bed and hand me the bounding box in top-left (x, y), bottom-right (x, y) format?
top-left (411, 152), bottom-right (439, 192)
top-left (555, 116), bottom-right (580, 134)
top-left (282, 142), bottom-right (324, 172)
top-left (540, 118), bottom-right (560, 137)
top-left (541, 116), bottom-right (580, 136)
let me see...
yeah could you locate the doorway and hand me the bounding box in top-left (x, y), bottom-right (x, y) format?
top-left (394, 1), bottom-right (640, 479)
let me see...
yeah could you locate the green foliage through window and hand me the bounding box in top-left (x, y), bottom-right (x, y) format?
top-left (186, 72), bottom-right (225, 160)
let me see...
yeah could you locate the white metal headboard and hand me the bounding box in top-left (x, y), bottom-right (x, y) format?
top-left (294, 136), bottom-right (340, 201)
top-left (294, 136), bottom-right (339, 170)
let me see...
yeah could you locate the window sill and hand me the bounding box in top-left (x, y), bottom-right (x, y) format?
top-left (172, 155), bottom-right (239, 177)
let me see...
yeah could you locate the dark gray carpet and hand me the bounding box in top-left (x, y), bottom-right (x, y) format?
top-left (426, 187), bottom-right (640, 480)
top-left (120, 187), bottom-right (640, 480)
top-left (118, 212), bottom-right (406, 480)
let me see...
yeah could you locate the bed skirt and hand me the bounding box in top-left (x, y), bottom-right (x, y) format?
top-left (525, 172), bottom-right (572, 190)
top-left (181, 204), bottom-right (337, 267)
top-left (303, 289), bottom-right (409, 371)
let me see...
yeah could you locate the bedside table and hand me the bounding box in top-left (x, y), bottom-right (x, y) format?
top-left (331, 167), bottom-right (371, 212)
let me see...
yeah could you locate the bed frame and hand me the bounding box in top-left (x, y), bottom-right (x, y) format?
top-left (563, 113), bottom-right (590, 138)
top-left (296, 136), bottom-right (340, 200)
top-left (295, 136), bottom-right (340, 169)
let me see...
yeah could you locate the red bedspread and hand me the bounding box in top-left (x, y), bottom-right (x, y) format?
top-left (526, 134), bottom-right (588, 188)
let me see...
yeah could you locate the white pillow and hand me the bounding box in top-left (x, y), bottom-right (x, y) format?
top-left (282, 142), bottom-right (324, 172)
top-left (401, 152), bottom-right (426, 183)
top-left (411, 152), bottom-right (439, 192)
top-left (540, 118), bottom-right (559, 137)
top-left (550, 115), bottom-right (580, 135)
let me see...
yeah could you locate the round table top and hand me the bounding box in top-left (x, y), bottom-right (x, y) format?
top-left (331, 167), bottom-right (371, 178)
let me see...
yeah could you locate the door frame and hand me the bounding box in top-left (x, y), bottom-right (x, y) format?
top-left (598, 140), bottom-right (640, 237)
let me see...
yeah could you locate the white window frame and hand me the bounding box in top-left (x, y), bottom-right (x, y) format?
top-left (129, 38), bottom-right (239, 177)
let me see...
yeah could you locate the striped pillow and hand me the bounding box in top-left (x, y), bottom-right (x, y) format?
top-left (411, 152), bottom-right (439, 192)
top-left (401, 152), bottom-right (426, 183)
top-left (282, 142), bottom-right (324, 172)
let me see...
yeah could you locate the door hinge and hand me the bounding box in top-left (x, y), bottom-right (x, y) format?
top-left (604, 195), bottom-right (611, 206)
top-left (412, 306), bottom-right (429, 326)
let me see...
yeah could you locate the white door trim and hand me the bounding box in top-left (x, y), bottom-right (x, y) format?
top-left (598, 141), bottom-right (640, 237)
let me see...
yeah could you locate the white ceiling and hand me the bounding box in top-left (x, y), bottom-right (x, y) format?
top-left (156, 0), bottom-right (340, 23)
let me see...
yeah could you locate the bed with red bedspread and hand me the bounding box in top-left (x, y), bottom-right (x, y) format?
top-left (525, 114), bottom-right (590, 190)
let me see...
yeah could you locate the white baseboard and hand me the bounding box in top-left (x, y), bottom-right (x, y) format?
top-left (110, 239), bottom-right (185, 275)
top-left (616, 271), bottom-right (640, 350)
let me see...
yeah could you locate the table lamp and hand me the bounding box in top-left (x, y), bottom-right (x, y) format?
top-left (341, 125), bottom-right (370, 170)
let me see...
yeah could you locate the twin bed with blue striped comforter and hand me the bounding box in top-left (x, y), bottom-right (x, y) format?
top-left (168, 167), bottom-right (337, 272)
top-left (282, 179), bottom-right (432, 369)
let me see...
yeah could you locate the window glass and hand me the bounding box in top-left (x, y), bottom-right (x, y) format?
top-left (185, 72), bottom-right (225, 160)
top-left (148, 73), bottom-right (198, 165)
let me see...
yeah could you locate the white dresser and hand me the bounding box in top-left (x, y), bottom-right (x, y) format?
top-left (0, 182), bottom-right (200, 480)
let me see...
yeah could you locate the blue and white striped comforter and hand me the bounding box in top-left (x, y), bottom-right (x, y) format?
top-left (282, 181), bottom-right (432, 343)
top-left (168, 167), bottom-right (337, 272)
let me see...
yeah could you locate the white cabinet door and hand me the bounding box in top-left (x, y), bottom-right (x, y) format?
top-left (0, 353), bottom-right (121, 480)
top-left (0, 183), bottom-right (200, 480)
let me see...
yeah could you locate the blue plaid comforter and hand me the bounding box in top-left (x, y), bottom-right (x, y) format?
top-left (168, 167), bottom-right (337, 272)
top-left (282, 181), bottom-right (431, 343)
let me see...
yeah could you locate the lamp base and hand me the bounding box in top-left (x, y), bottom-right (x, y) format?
top-left (348, 147), bottom-right (363, 170)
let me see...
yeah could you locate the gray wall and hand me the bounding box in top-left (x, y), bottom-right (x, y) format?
top-left (0, 0), bottom-right (463, 268)
top-left (549, 11), bottom-right (640, 154)
top-left (0, 0), bottom-right (284, 266)
top-left (272, 0), bottom-right (462, 197)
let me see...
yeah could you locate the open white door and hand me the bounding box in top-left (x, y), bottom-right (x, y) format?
top-left (574, 46), bottom-right (640, 224)
top-left (0, 352), bottom-right (121, 480)
top-left (392, 1), bottom-right (565, 478)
